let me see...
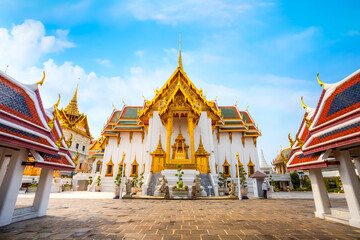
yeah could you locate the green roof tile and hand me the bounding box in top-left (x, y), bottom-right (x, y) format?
top-left (123, 107), bottom-right (141, 118)
top-left (219, 107), bottom-right (238, 118)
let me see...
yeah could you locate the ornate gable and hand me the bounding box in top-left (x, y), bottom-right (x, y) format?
top-left (138, 51), bottom-right (221, 123)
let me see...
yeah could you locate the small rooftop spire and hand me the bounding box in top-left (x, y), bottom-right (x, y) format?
top-left (178, 33), bottom-right (183, 69)
top-left (65, 82), bottom-right (80, 117)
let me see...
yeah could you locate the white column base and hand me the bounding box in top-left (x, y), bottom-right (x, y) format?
top-left (314, 211), bottom-right (325, 219)
top-left (0, 148), bottom-right (27, 227)
top-left (33, 168), bottom-right (54, 217)
top-left (335, 150), bottom-right (360, 227)
top-left (309, 168), bottom-right (331, 217)
top-left (350, 219), bottom-right (360, 228)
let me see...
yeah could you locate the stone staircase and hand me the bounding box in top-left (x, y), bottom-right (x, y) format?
top-left (147, 173), bottom-right (161, 196)
top-left (198, 174), bottom-right (214, 196)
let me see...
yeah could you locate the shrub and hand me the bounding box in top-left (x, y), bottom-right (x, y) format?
top-left (132, 172), bottom-right (139, 187)
top-left (290, 172), bottom-right (300, 189)
top-left (138, 172), bottom-right (144, 188)
top-left (96, 176), bottom-right (101, 186)
top-left (114, 165), bottom-right (123, 187)
top-left (238, 166), bottom-right (247, 189)
top-left (175, 164), bottom-right (184, 189)
top-left (88, 176), bottom-right (93, 185)
top-left (217, 172), bottom-right (227, 188)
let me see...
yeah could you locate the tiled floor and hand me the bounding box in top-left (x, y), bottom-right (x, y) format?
top-left (1, 198), bottom-right (359, 239)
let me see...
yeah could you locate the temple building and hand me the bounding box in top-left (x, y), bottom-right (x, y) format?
top-left (55, 84), bottom-right (92, 174)
top-left (273, 147), bottom-right (291, 175)
top-left (96, 43), bottom-right (261, 195)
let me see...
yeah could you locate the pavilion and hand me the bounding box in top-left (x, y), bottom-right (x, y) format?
top-left (0, 71), bottom-right (75, 226)
top-left (287, 70), bottom-right (360, 228)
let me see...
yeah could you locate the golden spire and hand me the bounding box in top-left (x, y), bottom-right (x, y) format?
top-left (65, 82), bottom-right (79, 116)
top-left (178, 33), bottom-right (183, 69)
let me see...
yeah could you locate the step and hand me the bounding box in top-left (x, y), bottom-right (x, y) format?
top-left (330, 208), bottom-right (350, 220)
top-left (324, 214), bottom-right (350, 226)
top-left (12, 211), bottom-right (38, 223)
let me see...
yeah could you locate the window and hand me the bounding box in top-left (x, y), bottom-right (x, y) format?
top-left (107, 165), bottom-right (113, 175)
top-left (105, 157), bottom-right (114, 177)
top-left (79, 163), bottom-right (83, 169)
top-left (82, 146), bottom-right (85, 152)
top-left (224, 166), bottom-right (229, 175)
top-left (249, 166), bottom-right (255, 176)
top-left (76, 143), bottom-right (79, 149)
top-left (96, 163), bottom-right (101, 172)
top-left (132, 165), bottom-right (137, 175)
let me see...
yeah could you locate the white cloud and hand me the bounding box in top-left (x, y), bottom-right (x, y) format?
top-left (346, 30), bottom-right (360, 36)
top-left (0, 19), bottom-right (74, 69)
top-left (96, 58), bottom-right (112, 68)
top-left (259, 26), bottom-right (320, 60)
top-left (111, 0), bottom-right (269, 25)
top-left (135, 50), bottom-right (144, 57)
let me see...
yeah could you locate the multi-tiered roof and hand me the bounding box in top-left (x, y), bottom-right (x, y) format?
top-left (287, 70), bottom-right (360, 170)
top-left (0, 71), bottom-right (74, 171)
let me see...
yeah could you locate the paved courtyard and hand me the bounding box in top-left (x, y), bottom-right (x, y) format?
top-left (1, 195), bottom-right (359, 240)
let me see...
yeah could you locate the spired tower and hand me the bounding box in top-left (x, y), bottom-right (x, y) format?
top-left (100, 39), bottom-right (261, 194)
top-left (56, 84), bottom-right (92, 177)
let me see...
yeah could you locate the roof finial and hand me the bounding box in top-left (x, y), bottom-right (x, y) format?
top-left (317, 72), bottom-right (325, 90)
top-left (65, 82), bottom-right (80, 116)
top-left (178, 32), bottom-right (183, 69)
top-left (301, 96), bottom-right (307, 111)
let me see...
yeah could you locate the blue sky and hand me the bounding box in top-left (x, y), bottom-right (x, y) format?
top-left (0, 0), bottom-right (359, 164)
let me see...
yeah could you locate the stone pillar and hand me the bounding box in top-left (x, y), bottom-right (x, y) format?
top-left (165, 115), bottom-right (173, 163)
top-left (187, 113), bottom-right (195, 162)
top-left (0, 148), bottom-right (27, 226)
top-left (335, 150), bottom-right (360, 228)
top-left (308, 168), bottom-right (331, 218)
top-left (354, 158), bottom-right (360, 177)
top-left (33, 168), bottom-right (54, 217)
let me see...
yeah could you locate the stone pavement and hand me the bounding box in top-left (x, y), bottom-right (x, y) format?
top-left (1, 198), bottom-right (359, 240)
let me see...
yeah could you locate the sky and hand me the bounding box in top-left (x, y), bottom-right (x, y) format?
top-left (0, 0), bottom-right (359, 165)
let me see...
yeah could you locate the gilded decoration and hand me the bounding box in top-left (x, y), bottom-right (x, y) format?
top-left (223, 156), bottom-right (231, 177)
top-left (130, 156), bottom-right (139, 177)
top-left (247, 156), bottom-right (255, 177)
top-left (195, 136), bottom-right (210, 173)
top-left (151, 135), bottom-right (166, 173)
top-left (105, 156), bottom-right (114, 177)
top-left (171, 127), bottom-right (189, 161)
